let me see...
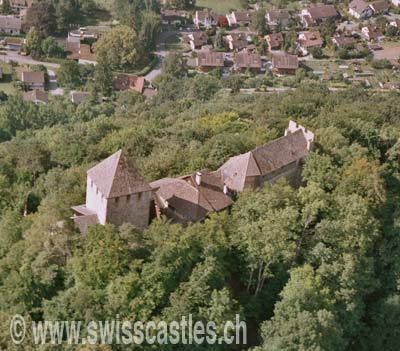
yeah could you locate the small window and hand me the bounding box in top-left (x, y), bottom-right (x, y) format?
top-left (127, 195), bottom-right (131, 202)
top-left (138, 192), bottom-right (142, 200)
top-left (115, 197), bottom-right (119, 205)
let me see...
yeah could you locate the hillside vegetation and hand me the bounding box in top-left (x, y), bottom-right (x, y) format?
top-left (0, 73), bottom-right (399, 350)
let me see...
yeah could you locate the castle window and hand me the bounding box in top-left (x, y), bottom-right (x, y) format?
top-left (138, 192), bottom-right (142, 201)
top-left (115, 197), bottom-right (119, 205)
top-left (127, 195), bottom-right (131, 202)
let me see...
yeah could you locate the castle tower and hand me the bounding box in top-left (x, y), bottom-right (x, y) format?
top-left (285, 120), bottom-right (315, 150)
top-left (73, 150), bottom-right (153, 232)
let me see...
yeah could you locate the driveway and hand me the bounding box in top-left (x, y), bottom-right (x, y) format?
top-left (0, 50), bottom-right (60, 69)
top-left (47, 69), bottom-right (64, 96)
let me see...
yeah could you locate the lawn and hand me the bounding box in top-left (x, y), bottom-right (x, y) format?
top-left (0, 62), bottom-right (17, 95)
top-left (196, 0), bottom-right (243, 14)
top-left (165, 33), bottom-right (182, 50)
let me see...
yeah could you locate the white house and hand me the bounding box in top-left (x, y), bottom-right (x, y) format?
top-left (348, 0), bottom-right (373, 19)
top-left (194, 9), bottom-right (218, 28)
top-left (0, 15), bottom-right (21, 35)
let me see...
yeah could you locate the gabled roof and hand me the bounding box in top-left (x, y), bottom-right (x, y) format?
top-left (196, 9), bottom-right (218, 22)
top-left (267, 9), bottom-right (290, 22)
top-left (114, 74), bottom-right (145, 93)
top-left (70, 91), bottom-right (91, 104)
top-left (197, 51), bottom-right (224, 67)
top-left (218, 151), bottom-right (261, 192)
top-left (298, 31), bottom-right (324, 47)
top-left (23, 89), bottom-right (48, 103)
top-left (349, 0), bottom-right (370, 14)
top-left (235, 52), bottom-right (262, 69)
top-left (252, 129), bottom-right (308, 175)
top-left (151, 170), bottom-right (232, 222)
top-left (233, 11), bottom-right (252, 22)
top-left (87, 150), bottom-right (152, 199)
top-left (265, 32), bottom-right (284, 48)
top-left (306, 5), bottom-right (338, 20)
top-left (21, 71), bottom-right (44, 84)
top-left (272, 53), bottom-right (299, 69)
top-left (369, 0), bottom-right (388, 12)
top-left (219, 129), bottom-right (309, 191)
top-left (0, 15), bottom-right (21, 30)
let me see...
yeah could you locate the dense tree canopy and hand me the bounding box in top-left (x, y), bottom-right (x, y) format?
top-left (0, 73), bottom-right (399, 350)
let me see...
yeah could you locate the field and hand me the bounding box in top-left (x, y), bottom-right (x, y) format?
top-left (196, 0), bottom-right (243, 14)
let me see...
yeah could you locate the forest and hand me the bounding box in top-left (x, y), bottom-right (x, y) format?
top-left (0, 62), bottom-right (400, 350)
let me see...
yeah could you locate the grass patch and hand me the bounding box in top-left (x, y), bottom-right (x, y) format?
top-left (165, 34), bottom-right (182, 50)
top-left (196, 0), bottom-right (243, 14)
top-left (0, 62), bottom-right (17, 95)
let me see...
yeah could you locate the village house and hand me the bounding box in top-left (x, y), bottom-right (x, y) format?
top-left (297, 31), bottom-right (323, 56)
top-left (161, 9), bottom-right (188, 26)
top-left (194, 9), bottom-right (218, 28)
top-left (225, 33), bottom-right (252, 51)
top-left (196, 51), bottom-right (225, 72)
top-left (226, 11), bottom-right (252, 27)
top-left (265, 32), bottom-right (284, 51)
top-left (332, 33), bottom-right (356, 48)
top-left (300, 4), bottom-right (339, 28)
top-left (361, 26), bottom-right (384, 41)
top-left (184, 32), bottom-right (208, 50)
top-left (271, 53), bottom-right (299, 75)
top-left (1, 0), bottom-right (32, 12)
top-left (266, 9), bottom-right (290, 29)
top-left (234, 51), bottom-right (262, 73)
top-left (67, 41), bottom-right (97, 65)
top-left (72, 121), bottom-right (314, 232)
top-left (348, 0), bottom-right (373, 19)
top-left (114, 74), bottom-right (145, 94)
top-left (23, 89), bottom-right (48, 104)
top-left (68, 27), bottom-right (98, 42)
top-left (21, 71), bottom-right (45, 90)
top-left (369, 0), bottom-right (389, 14)
top-left (0, 15), bottom-right (21, 35)
top-left (70, 91), bottom-right (94, 104)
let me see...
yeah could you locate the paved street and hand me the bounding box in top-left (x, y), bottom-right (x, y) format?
top-left (0, 50), bottom-right (60, 69)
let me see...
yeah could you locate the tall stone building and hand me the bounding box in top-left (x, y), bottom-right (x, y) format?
top-left (72, 150), bottom-right (153, 232)
top-left (72, 121), bottom-right (315, 232)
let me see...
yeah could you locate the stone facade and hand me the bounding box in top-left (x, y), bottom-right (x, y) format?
top-left (72, 121), bottom-right (315, 231)
top-left (106, 191), bottom-right (152, 230)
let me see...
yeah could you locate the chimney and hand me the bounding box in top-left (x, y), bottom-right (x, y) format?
top-left (195, 172), bottom-right (202, 185)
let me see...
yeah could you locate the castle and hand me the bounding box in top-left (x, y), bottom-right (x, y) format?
top-left (72, 121), bottom-right (314, 232)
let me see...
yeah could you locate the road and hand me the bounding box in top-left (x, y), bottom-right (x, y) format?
top-left (0, 50), bottom-right (60, 69)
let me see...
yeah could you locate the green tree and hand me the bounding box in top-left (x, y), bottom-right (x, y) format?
top-left (251, 9), bottom-right (267, 36)
top-left (139, 11), bottom-right (162, 51)
top-left (41, 36), bottom-right (64, 58)
top-left (25, 27), bottom-right (43, 59)
top-left (94, 58), bottom-right (114, 96)
top-left (93, 25), bottom-right (143, 70)
top-left (161, 51), bottom-right (186, 77)
top-left (24, 1), bottom-right (56, 36)
top-left (57, 61), bottom-right (81, 88)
